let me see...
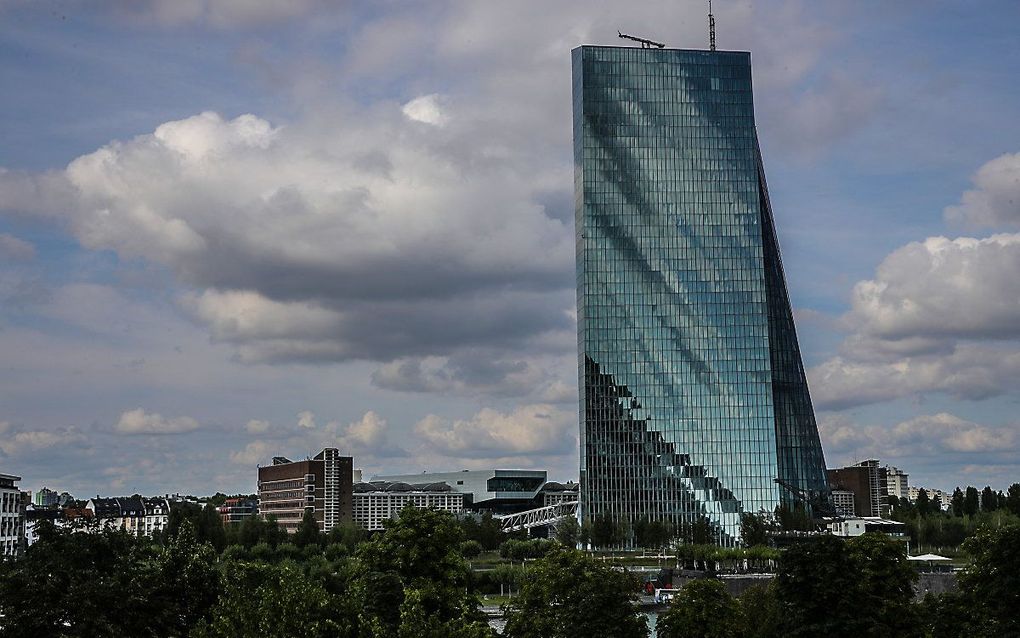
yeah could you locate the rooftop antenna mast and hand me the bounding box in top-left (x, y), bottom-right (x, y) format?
top-left (708, 0), bottom-right (717, 51)
top-left (617, 31), bottom-right (665, 49)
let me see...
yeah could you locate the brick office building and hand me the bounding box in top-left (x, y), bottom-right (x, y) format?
top-left (257, 448), bottom-right (353, 533)
top-left (828, 460), bottom-right (888, 518)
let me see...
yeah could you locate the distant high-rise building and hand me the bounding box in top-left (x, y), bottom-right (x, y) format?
top-left (572, 45), bottom-right (829, 545)
top-left (828, 460), bottom-right (888, 517)
top-left (885, 466), bottom-right (909, 500)
top-left (257, 448), bottom-right (353, 533)
top-left (34, 487), bottom-right (59, 508)
top-left (831, 490), bottom-right (856, 518)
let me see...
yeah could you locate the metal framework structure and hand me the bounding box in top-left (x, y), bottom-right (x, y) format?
top-left (495, 500), bottom-right (579, 532)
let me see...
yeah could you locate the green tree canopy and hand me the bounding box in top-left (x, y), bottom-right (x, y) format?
top-left (964, 486), bottom-right (980, 516)
top-left (951, 488), bottom-right (965, 517)
top-left (739, 512), bottom-right (774, 547)
top-left (915, 489), bottom-right (931, 517)
top-left (502, 548), bottom-right (647, 638)
top-left (1007, 483), bottom-right (1020, 517)
top-left (194, 561), bottom-right (358, 638)
top-left (294, 509), bottom-right (323, 548)
top-left (774, 533), bottom-right (919, 638)
top-left (656, 578), bottom-right (741, 638)
top-left (0, 521), bottom-right (218, 637)
top-left (955, 524), bottom-right (1020, 637)
top-left (979, 486), bottom-right (998, 512)
top-left (555, 515), bottom-right (580, 548)
top-left (357, 506), bottom-right (492, 636)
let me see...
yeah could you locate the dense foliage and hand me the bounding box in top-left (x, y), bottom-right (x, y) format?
top-left (1, 501), bottom-right (1016, 638)
top-left (889, 483), bottom-right (1020, 551)
top-left (501, 548), bottom-right (647, 638)
top-left (655, 579), bottom-right (742, 638)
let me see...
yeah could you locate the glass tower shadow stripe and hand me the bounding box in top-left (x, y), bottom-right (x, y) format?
top-left (572, 45), bottom-right (828, 545)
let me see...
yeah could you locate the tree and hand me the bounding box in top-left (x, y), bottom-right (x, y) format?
top-left (294, 510), bottom-right (323, 548)
top-left (677, 515), bottom-right (715, 545)
top-left (738, 583), bottom-right (781, 638)
top-left (916, 489), bottom-right (931, 517)
top-left (579, 518), bottom-right (593, 549)
top-left (591, 513), bottom-right (624, 549)
top-left (774, 535), bottom-right (858, 637)
top-left (980, 486), bottom-right (998, 512)
top-left (0, 521), bottom-right (218, 637)
top-left (739, 512), bottom-right (774, 547)
top-left (461, 512), bottom-right (505, 551)
top-left (325, 522), bottom-right (366, 551)
top-left (633, 517), bottom-right (650, 548)
top-left (964, 486), bottom-right (980, 517)
top-left (953, 524), bottom-right (1020, 637)
top-left (656, 579), bottom-right (741, 638)
top-left (844, 533), bottom-right (919, 636)
top-left (774, 533), bottom-right (920, 638)
top-left (357, 506), bottom-right (491, 634)
top-left (502, 548), bottom-right (647, 638)
top-left (195, 561), bottom-right (358, 638)
top-left (238, 515), bottom-right (265, 547)
top-left (774, 502), bottom-right (813, 532)
top-left (931, 493), bottom-right (943, 513)
top-left (460, 539), bottom-right (483, 559)
top-left (397, 587), bottom-right (495, 638)
top-left (555, 515), bottom-right (580, 548)
top-left (951, 488), bottom-right (965, 517)
top-left (1006, 483), bottom-right (1020, 517)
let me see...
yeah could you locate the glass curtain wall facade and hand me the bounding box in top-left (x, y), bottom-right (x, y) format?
top-left (572, 45), bottom-right (828, 545)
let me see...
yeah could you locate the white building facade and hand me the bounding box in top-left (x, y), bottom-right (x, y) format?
top-left (0, 474), bottom-right (24, 556)
top-left (885, 466), bottom-right (909, 500)
top-left (353, 482), bottom-right (464, 531)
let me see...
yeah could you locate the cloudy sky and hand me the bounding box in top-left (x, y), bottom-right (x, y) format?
top-left (1, 0), bottom-right (1019, 498)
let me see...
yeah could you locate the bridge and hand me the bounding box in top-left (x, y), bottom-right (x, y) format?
top-left (495, 500), bottom-right (579, 532)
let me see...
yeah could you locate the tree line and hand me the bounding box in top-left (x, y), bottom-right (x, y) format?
top-left (888, 483), bottom-right (1020, 551)
top-left (2, 506), bottom-right (1017, 637)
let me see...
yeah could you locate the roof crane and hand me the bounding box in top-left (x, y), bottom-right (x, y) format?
top-left (617, 31), bottom-right (665, 49)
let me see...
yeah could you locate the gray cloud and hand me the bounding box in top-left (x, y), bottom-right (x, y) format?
top-left (3, 110), bottom-right (574, 365)
top-left (945, 152), bottom-right (1020, 228)
top-left (101, 0), bottom-right (335, 28)
top-left (818, 411), bottom-right (1020, 489)
top-left (370, 350), bottom-right (575, 402)
top-left (0, 233), bottom-right (34, 261)
top-left (0, 420), bottom-right (86, 457)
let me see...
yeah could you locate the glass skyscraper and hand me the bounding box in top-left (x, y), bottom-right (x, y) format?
top-left (572, 45), bottom-right (828, 545)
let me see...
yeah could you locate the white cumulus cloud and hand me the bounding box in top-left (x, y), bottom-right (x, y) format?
top-left (414, 404), bottom-right (575, 458)
top-left (115, 408), bottom-right (201, 435)
top-left (402, 94), bottom-right (449, 126)
top-left (810, 232), bottom-right (1020, 409)
top-left (945, 152), bottom-right (1020, 227)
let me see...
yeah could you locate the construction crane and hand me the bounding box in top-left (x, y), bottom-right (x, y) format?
top-left (774, 477), bottom-right (839, 519)
top-left (617, 31), bottom-right (665, 49)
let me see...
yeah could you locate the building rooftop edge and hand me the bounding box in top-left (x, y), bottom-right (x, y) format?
top-left (572, 44), bottom-right (750, 55)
